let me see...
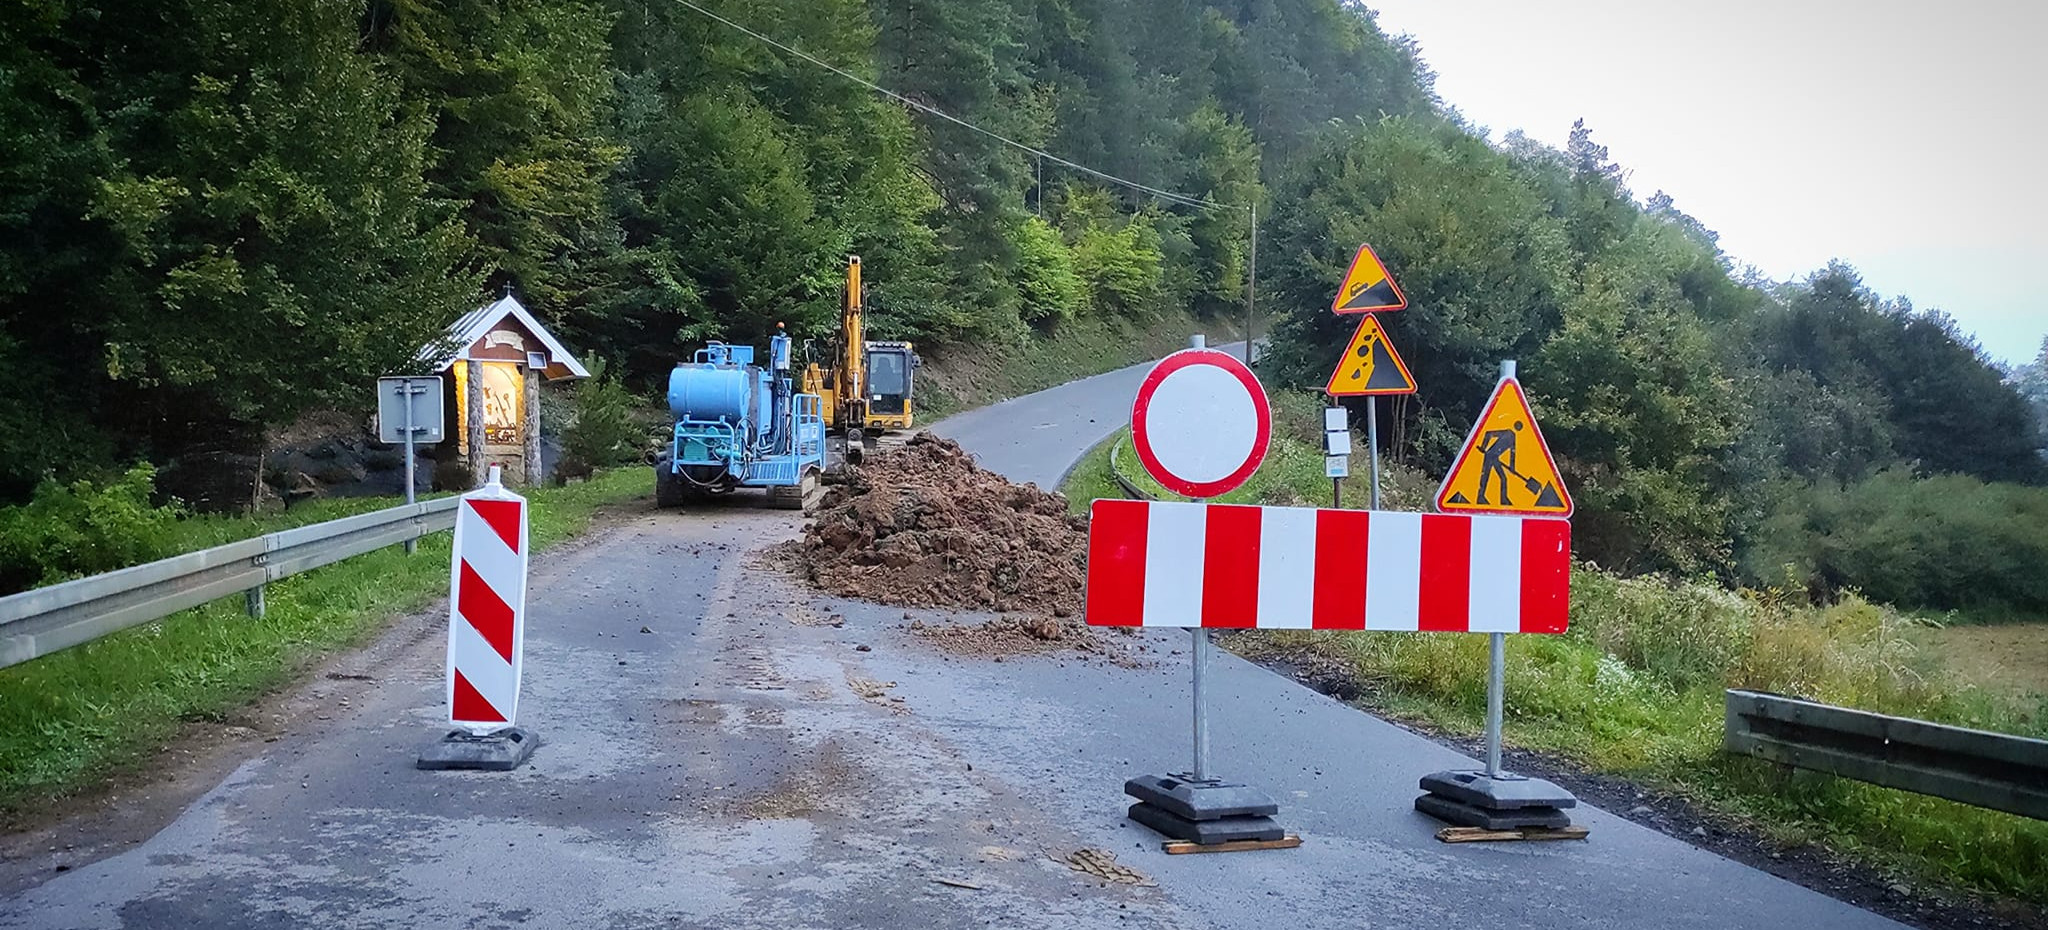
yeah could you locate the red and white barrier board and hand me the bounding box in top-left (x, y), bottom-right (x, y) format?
top-left (446, 480), bottom-right (530, 731)
top-left (1085, 499), bottom-right (1569, 633)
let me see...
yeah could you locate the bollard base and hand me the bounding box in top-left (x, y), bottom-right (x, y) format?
top-left (1416, 770), bottom-right (1576, 830)
top-left (1415, 793), bottom-right (1573, 830)
top-left (1128, 803), bottom-right (1286, 845)
top-left (1124, 773), bottom-right (1287, 846)
top-left (1124, 774), bottom-right (1279, 821)
top-left (1417, 770), bottom-right (1577, 810)
top-left (416, 727), bottom-right (538, 771)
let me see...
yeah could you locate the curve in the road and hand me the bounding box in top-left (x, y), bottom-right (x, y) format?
top-left (929, 340), bottom-right (1247, 491)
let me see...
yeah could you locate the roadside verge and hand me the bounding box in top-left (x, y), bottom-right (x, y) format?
top-left (0, 469), bottom-right (645, 821)
top-left (1062, 422), bottom-right (2048, 927)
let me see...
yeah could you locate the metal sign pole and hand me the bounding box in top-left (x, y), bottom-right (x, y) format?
top-left (1188, 331), bottom-right (1215, 783)
top-left (1486, 631), bottom-right (1505, 777)
top-left (1244, 204), bottom-right (1257, 367)
top-left (1482, 359), bottom-right (1516, 777)
top-left (1192, 625), bottom-right (1211, 781)
top-left (1367, 397), bottom-right (1382, 510)
top-left (402, 379), bottom-right (419, 556)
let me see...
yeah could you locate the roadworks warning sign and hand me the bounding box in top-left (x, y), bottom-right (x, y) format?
top-left (1324, 314), bottom-right (1416, 396)
top-left (1436, 376), bottom-right (1572, 517)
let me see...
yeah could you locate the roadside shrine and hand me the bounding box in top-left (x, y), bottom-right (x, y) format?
top-left (419, 294), bottom-right (590, 488)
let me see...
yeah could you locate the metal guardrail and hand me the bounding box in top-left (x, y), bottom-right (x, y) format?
top-left (0, 497), bottom-right (460, 670)
top-left (1106, 438), bottom-right (1155, 502)
top-left (1724, 689), bottom-right (2048, 821)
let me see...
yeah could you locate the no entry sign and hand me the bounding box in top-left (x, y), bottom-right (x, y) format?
top-left (1131, 348), bottom-right (1271, 498)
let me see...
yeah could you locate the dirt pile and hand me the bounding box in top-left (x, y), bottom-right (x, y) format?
top-left (793, 432), bottom-right (1088, 617)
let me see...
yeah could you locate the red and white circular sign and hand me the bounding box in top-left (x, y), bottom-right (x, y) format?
top-left (1131, 349), bottom-right (1271, 499)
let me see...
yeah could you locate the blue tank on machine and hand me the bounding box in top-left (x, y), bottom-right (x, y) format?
top-left (666, 348), bottom-right (755, 423)
top-left (656, 334), bottom-right (825, 509)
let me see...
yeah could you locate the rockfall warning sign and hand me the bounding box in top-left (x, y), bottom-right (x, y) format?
top-left (1324, 314), bottom-right (1416, 396)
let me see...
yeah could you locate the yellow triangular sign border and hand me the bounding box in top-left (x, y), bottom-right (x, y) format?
top-left (1325, 314), bottom-right (1417, 396)
top-left (1331, 243), bottom-right (1407, 314)
top-left (1435, 375), bottom-right (1573, 517)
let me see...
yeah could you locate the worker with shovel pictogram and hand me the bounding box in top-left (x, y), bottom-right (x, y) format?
top-left (1477, 421), bottom-right (1533, 507)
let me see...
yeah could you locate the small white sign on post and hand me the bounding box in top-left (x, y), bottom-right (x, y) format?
top-left (1325, 455), bottom-right (1350, 478)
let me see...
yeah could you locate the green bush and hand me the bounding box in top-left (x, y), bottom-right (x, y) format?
top-left (0, 465), bottom-right (182, 594)
top-left (1013, 216), bottom-right (1085, 325)
top-left (1059, 189), bottom-right (1165, 316)
top-left (558, 360), bottom-right (649, 479)
top-left (1742, 470), bottom-right (2048, 614)
top-left (1070, 221), bottom-right (1164, 315)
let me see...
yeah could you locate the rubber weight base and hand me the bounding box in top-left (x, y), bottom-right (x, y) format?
top-left (416, 727), bottom-right (538, 771)
top-left (1124, 774), bottom-right (1279, 821)
top-left (1414, 793), bottom-right (1572, 830)
top-left (1128, 803), bottom-right (1286, 844)
top-left (1417, 770), bottom-right (1577, 810)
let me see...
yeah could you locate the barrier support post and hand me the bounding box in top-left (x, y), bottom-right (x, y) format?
top-left (1192, 628), bottom-right (1211, 781)
top-left (1485, 632), bottom-right (1504, 777)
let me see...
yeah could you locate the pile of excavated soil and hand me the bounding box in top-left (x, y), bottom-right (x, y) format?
top-left (793, 432), bottom-right (1088, 618)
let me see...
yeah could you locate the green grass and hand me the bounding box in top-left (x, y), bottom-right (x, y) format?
top-left (1064, 393), bottom-right (2048, 906)
top-left (159, 492), bottom-right (457, 554)
top-left (0, 468), bottom-right (646, 816)
top-left (918, 310), bottom-right (1250, 419)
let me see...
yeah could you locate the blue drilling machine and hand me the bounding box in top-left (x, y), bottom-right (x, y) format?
top-left (656, 328), bottom-right (826, 509)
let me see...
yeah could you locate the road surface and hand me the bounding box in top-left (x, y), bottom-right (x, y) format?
top-left (0, 341), bottom-right (1906, 929)
top-left (926, 340), bottom-right (1249, 491)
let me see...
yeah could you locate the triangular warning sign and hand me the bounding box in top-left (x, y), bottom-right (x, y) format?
top-left (1436, 376), bottom-right (1572, 517)
top-left (1331, 244), bottom-right (1407, 314)
top-left (1325, 314), bottom-right (1417, 396)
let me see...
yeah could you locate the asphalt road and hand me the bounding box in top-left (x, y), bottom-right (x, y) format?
top-left (928, 339), bottom-right (1249, 491)
top-left (0, 338), bottom-right (1905, 929)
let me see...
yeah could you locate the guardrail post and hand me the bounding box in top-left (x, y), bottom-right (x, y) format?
top-left (245, 584), bottom-right (266, 619)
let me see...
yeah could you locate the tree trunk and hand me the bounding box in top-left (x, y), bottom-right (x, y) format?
top-left (523, 366), bottom-right (543, 487)
top-left (466, 359), bottom-right (486, 487)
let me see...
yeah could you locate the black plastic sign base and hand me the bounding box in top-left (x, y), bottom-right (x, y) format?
top-left (1128, 802), bottom-right (1286, 844)
top-left (1418, 770), bottom-right (1577, 809)
top-left (1415, 794), bottom-right (1572, 830)
top-left (1124, 774), bottom-right (1279, 821)
top-left (416, 727), bottom-right (538, 771)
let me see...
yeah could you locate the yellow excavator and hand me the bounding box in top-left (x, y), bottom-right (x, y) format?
top-left (801, 255), bottom-right (917, 463)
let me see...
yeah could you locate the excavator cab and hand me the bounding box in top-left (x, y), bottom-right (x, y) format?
top-left (863, 341), bottom-right (916, 431)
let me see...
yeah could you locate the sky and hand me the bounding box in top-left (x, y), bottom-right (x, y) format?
top-left (1362, 0), bottom-right (2047, 366)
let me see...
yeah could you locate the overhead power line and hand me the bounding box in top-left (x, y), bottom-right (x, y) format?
top-left (667, 0), bottom-right (1240, 213)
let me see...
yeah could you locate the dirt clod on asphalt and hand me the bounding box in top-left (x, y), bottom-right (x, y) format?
top-left (905, 614), bottom-right (1117, 660)
top-left (794, 433), bottom-right (1088, 618)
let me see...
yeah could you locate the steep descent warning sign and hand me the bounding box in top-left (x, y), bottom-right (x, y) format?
top-left (1325, 314), bottom-right (1416, 396)
top-left (1437, 376), bottom-right (1572, 517)
top-left (1331, 244), bottom-right (1407, 314)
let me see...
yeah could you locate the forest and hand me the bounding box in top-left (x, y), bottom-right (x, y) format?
top-left (4, 0), bottom-right (2046, 613)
